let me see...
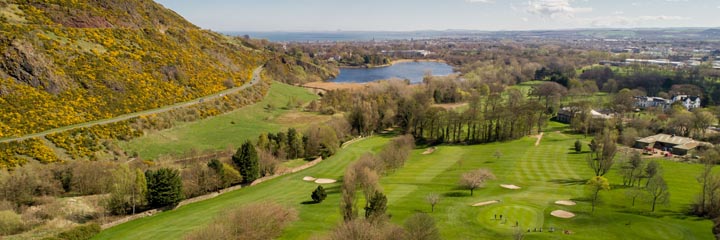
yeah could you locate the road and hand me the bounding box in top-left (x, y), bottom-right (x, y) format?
top-left (0, 66), bottom-right (263, 143)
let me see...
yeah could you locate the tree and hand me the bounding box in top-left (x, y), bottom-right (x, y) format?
top-left (696, 149), bottom-right (719, 215)
top-left (459, 169), bottom-right (496, 196)
top-left (186, 202), bottom-right (298, 240)
top-left (587, 130), bottom-right (617, 176)
top-left (145, 168), bottom-right (183, 208)
top-left (425, 193), bottom-right (440, 213)
top-left (365, 191), bottom-right (388, 222)
top-left (132, 168), bottom-right (147, 214)
top-left (693, 109), bottom-right (717, 138)
top-left (587, 176), bottom-right (610, 213)
top-left (493, 150), bottom-right (502, 160)
top-left (613, 88), bottom-right (636, 115)
top-left (312, 185), bottom-right (327, 203)
top-left (287, 128), bottom-right (305, 159)
top-left (574, 140), bottom-right (582, 153)
top-left (625, 187), bottom-right (644, 208)
top-left (232, 141), bottom-right (259, 183)
top-left (404, 213), bottom-right (441, 240)
top-left (106, 165), bottom-right (134, 215)
top-left (106, 165), bottom-right (147, 215)
top-left (621, 152), bottom-right (643, 186)
top-left (644, 160), bottom-right (660, 187)
top-left (330, 219), bottom-right (405, 240)
top-left (646, 175), bottom-right (670, 212)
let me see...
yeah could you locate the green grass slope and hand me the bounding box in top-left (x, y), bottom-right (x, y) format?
top-left (98, 124), bottom-right (713, 239)
top-left (95, 136), bottom-right (392, 240)
top-left (119, 82), bottom-right (322, 159)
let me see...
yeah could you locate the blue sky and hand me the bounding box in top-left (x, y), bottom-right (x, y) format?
top-left (155, 0), bottom-right (720, 31)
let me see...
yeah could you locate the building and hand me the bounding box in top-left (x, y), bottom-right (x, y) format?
top-left (634, 134), bottom-right (710, 155)
top-left (625, 59), bottom-right (685, 67)
top-left (634, 96), bottom-right (671, 110)
top-left (634, 95), bottom-right (701, 111)
top-left (671, 95), bottom-right (701, 109)
top-left (555, 107), bottom-right (612, 124)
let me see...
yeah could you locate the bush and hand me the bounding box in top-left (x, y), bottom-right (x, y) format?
top-left (185, 202), bottom-right (297, 240)
top-left (55, 223), bottom-right (101, 240)
top-left (311, 185), bottom-right (327, 203)
top-left (0, 210), bottom-right (25, 235)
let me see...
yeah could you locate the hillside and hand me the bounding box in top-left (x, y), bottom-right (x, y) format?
top-left (0, 0), bottom-right (265, 138)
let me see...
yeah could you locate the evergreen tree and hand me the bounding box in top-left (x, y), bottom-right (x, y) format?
top-left (364, 191), bottom-right (387, 221)
top-left (233, 141), bottom-right (260, 183)
top-left (288, 128), bottom-right (305, 159)
top-left (311, 185), bottom-right (327, 203)
top-left (145, 168), bottom-right (183, 208)
top-left (574, 140), bottom-right (582, 153)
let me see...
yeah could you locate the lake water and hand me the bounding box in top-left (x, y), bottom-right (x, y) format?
top-left (330, 61), bottom-right (454, 84)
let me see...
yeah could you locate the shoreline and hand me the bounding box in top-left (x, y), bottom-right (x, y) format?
top-left (340, 58), bottom-right (447, 69)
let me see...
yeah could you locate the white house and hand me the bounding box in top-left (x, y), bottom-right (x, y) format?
top-left (671, 95), bottom-right (701, 109)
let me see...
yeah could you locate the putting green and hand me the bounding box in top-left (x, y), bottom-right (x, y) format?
top-left (477, 204), bottom-right (544, 231)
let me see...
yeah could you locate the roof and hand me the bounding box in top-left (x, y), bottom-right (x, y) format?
top-left (637, 134), bottom-right (694, 146)
top-left (590, 110), bottom-right (611, 119)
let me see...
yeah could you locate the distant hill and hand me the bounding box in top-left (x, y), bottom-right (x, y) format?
top-left (0, 0), bottom-right (265, 137)
top-left (700, 29), bottom-right (720, 37)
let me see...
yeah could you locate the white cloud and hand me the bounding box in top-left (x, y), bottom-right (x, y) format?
top-left (526, 0), bottom-right (592, 18)
top-left (465, 0), bottom-right (494, 3)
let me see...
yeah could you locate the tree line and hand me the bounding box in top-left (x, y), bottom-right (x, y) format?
top-left (321, 78), bottom-right (549, 145)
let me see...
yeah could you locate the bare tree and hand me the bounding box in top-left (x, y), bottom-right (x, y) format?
top-left (185, 202), bottom-right (298, 240)
top-left (404, 213), bottom-right (441, 240)
top-left (625, 187), bottom-right (644, 207)
top-left (646, 175), bottom-right (670, 212)
top-left (587, 129), bottom-right (617, 176)
top-left (425, 193), bottom-right (440, 212)
top-left (493, 150), bottom-right (502, 160)
top-left (459, 169), bottom-right (496, 196)
top-left (696, 149), bottom-right (719, 214)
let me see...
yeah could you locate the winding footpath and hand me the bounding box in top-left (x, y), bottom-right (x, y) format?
top-left (0, 66), bottom-right (263, 143)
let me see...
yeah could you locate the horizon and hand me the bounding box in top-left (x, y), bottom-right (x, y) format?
top-left (155, 0), bottom-right (720, 32)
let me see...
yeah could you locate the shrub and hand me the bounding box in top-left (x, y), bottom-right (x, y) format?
top-left (311, 185), bottom-right (327, 203)
top-left (55, 223), bottom-right (101, 240)
top-left (0, 210), bottom-right (25, 235)
top-left (185, 202), bottom-right (297, 240)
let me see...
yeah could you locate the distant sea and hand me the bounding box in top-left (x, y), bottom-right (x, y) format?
top-left (223, 31), bottom-right (478, 42)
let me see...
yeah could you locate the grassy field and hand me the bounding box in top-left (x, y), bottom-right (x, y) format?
top-left (99, 123), bottom-right (714, 239)
top-left (118, 82), bottom-right (325, 159)
top-left (95, 136), bottom-right (392, 240)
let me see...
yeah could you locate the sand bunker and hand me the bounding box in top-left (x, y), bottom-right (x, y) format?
top-left (472, 200), bottom-right (499, 207)
top-left (500, 184), bottom-right (521, 190)
top-left (551, 210), bottom-right (576, 218)
top-left (302, 176), bottom-right (317, 182)
top-left (555, 200), bottom-right (576, 206)
top-left (314, 178), bottom-right (337, 184)
top-left (422, 147), bottom-right (436, 155)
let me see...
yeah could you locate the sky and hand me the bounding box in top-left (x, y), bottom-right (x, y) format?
top-left (154, 0), bottom-right (720, 32)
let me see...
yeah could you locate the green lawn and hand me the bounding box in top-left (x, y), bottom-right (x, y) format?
top-left (99, 124), bottom-right (714, 239)
top-left (118, 82), bottom-right (323, 159)
top-left (95, 136), bottom-right (392, 240)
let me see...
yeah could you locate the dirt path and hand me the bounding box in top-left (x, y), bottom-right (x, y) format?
top-left (535, 132), bottom-right (544, 146)
top-left (0, 66), bottom-right (264, 143)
